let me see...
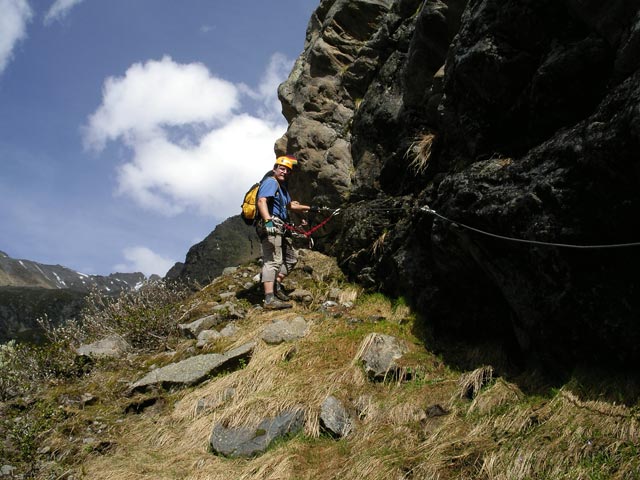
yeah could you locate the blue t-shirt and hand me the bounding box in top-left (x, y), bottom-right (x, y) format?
top-left (257, 176), bottom-right (291, 220)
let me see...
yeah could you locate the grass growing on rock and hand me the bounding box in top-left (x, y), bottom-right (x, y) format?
top-left (2, 251), bottom-right (640, 479)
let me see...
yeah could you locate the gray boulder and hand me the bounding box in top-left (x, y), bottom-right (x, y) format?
top-left (209, 408), bottom-right (305, 458)
top-left (219, 323), bottom-right (239, 337)
top-left (261, 317), bottom-right (310, 345)
top-left (289, 289), bottom-right (314, 304)
top-left (196, 329), bottom-right (221, 348)
top-left (212, 302), bottom-right (245, 320)
top-left (1, 465), bottom-right (16, 477)
top-left (355, 333), bottom-right (408, 381)
top-left (76, 334), bottom-right (130, 359)
top-left (221, 266), bottom-right (239, 275)
top-left (129, 342), bottom-right (255, 393)
top-left (178, 314), bottom-right (222, 339)
top-left (320, 395), bottom-right (353, 438)
top-left (195, 323), bottom-right (238, 348)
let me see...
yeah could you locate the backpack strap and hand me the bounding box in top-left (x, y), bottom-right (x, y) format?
top-left (264, 176), bottom-right (289, 221)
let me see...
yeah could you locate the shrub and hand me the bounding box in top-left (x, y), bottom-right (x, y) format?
top-left (46, 280), bottom-right (191, 352)
top-left (0, 337), bottom-right (89, 401)
top-left (0, 281), bottom-right (190, 401)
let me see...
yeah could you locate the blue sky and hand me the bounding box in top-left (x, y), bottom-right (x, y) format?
top-left (0, 0), bottom-right (318, 277)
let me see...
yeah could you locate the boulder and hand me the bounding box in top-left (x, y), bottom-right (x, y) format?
top-left (212, 302), bottom-right (245, 320)
top-left (129, 342), bottom-right (255, 393)
top-left (178, 315), bottom-right (222, 339)
top-left (76, 334), bottom-right (130, 359)
top-left (355, 333), bottom-right (408, 381)
top-left (219, 324), bottom-right (239, 337)
top-left (261, 317), bottom-right (310, 345)
top-left (196, 329), bottom-right (221, 348)
top-left (209, 408), bottom-right (305, 458)
top-left (289, 289), bottom-right (314, 304)
top-left (320, 395), bottom-right (353, 438)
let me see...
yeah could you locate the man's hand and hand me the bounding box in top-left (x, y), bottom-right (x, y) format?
top-left (264, 220), bottom-right (277, 235)
top-left (309, 205), bottom-right (331, 213)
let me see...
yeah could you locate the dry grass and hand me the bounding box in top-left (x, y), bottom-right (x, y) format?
top-left (35, 332), bottom-right (640, 480)
top-left (79, 294), bottom-right (464, 480)
top-left (456, 365), bottom-right (494, 400)
top-left (406, 132), bottom-right (436, 175)
top-left (469, 378), bottom-right (523, 415)
top-left (7, 255), bottom-right (640, 480)
top-left (370, 230), bottom-right (388, 258)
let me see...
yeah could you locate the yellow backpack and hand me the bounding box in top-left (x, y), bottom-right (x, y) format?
top-left (240, 171), bottom-right (273, 225)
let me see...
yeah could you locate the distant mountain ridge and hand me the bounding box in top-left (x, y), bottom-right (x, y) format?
top-left (0, 250), bottom-right (152, 343)
top-left (0, 250), bottom-right (147, 293)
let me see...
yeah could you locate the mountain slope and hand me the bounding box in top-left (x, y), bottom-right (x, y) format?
top-left (0, 251), bottom-right (148, 343)
top-left (0, 252), bottom-right (146, 292)
top-left (1, 252), bottom-right (638, 479)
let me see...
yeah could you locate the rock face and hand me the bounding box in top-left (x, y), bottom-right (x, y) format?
top-left (274, 0), bottom-right (640, 371)
top-left (166, 216), bottom-right (261, 286)
top-left (157, 0), bottom-right (640, 372)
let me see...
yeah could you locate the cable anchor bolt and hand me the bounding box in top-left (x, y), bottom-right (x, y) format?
top-left (420, 205), bottom-right (436, 214)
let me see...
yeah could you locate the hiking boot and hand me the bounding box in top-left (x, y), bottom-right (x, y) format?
top-left (274, 283), bottom-right (290, 301)
top-left (264, 298), bottom-right (292, 310)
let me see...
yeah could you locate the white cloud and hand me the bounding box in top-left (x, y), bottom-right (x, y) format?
top-left (85, 54), bottom-right (291, 219)
top-left (44, 0), bottom-right (85, 25)
top-left (240, 52), bottom-right (293, 121)
top-left (115, 114), bottom-right (284, 216)
top-left (0, 0), bottom-right (33, 75)
top-left (85, 56), bottom-right (240, 150)
top-left (114, 246), bottom-right (175, 277)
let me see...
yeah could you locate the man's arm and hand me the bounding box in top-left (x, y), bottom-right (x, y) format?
top-left (289, 200), bottom-right (311, 213)
top-left (257, 197), bottom-right (271, 221)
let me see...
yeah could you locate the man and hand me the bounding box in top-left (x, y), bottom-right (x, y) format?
top-left (256, 155), bottom-right (312, 309)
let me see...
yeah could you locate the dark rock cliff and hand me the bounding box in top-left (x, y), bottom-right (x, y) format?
top-left (166, 216), bottom-right (261, 286)
top-left (167, 0), bottom-right (639, 373)
top-left (274, 0), bottom-right (640, 372)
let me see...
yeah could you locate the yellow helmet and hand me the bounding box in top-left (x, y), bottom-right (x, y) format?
top-left (275, 155), bottom-right (298, 170)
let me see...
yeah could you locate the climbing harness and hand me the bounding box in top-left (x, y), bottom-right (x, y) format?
top-left (421, 205), bottom-right (640, 249)
top-left (282, 208), bottom-right (341, 248)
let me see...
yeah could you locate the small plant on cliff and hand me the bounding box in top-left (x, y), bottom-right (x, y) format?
top-left (371, 229), bottom-right (388, 258)
top-left (406, 132), bottom-right (435, 174)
